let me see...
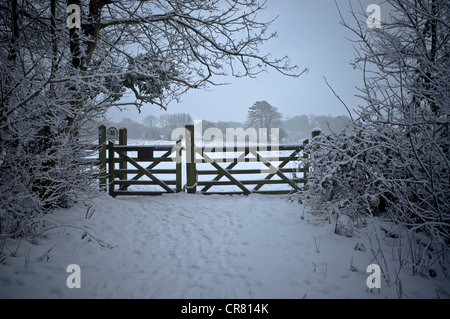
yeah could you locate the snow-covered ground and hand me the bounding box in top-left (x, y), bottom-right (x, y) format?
top-left (1, 192), bottom-right (449, 299)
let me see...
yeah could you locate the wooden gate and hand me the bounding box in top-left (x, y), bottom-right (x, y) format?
top-left (98, 125), bottom-right (319, 196)
top-left (184, 124), bottom-right (308, 195)
top-left (99, 125), bottom-right (182, 197)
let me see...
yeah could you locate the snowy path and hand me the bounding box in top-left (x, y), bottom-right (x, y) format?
top-left (0, 193), bottom-right (448, 299)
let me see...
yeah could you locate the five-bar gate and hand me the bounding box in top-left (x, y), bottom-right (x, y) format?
top-left (98, 125), bottom-right (319, 197)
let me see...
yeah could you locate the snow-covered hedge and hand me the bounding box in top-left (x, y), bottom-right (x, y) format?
top-left (298, 0), bottom-right (450, 277)
top-left (303, 117), bottom-right (449, 235)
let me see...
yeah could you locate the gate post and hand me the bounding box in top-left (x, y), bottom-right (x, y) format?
top-left (119, 128), bottom-right (128, 187)
top-left (185, 124), bottom-right (197, 193)
top-left (98, 125), bottom-right (107, 191)
top-left (303, 128), bottom-right (322, 187)
top-left (108, 141), bottom-right (116, 197)
top-left (311, 128), bottom-right (322, 138)
top-left (176, 139), bottom-right (182, 193)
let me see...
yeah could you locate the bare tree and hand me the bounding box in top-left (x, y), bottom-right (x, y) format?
top-left (63, 0), bottom-right (305, 110)
top-left (143, 115), bottom-right (160, 139)
top-left (159, 113), bottom-right (193, 137)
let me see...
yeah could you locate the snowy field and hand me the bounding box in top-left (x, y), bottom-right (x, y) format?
top-left (1, 192), bottom-right (449, 299)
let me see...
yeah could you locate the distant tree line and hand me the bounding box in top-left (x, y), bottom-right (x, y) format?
top-left (105, 103), bottom-right (350, 143)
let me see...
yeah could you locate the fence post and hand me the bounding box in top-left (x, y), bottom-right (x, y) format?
top-left (108, 141), bottom-right (116, 197)
top-left (303, 128), bottom-right (322, 187)
top-left (119, 128), bottom-right (127, 187)
top-left (311, 128), bottom-right (322, 138)
top-left (176, 139), bottom-right (182, 193)
top-left (185, 124), bottom-right (197, 193)
top-left (98, 125), bottom-right (107, 191)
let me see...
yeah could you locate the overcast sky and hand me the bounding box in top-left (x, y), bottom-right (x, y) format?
top-left (107, 0), bottom-right (380, 124)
